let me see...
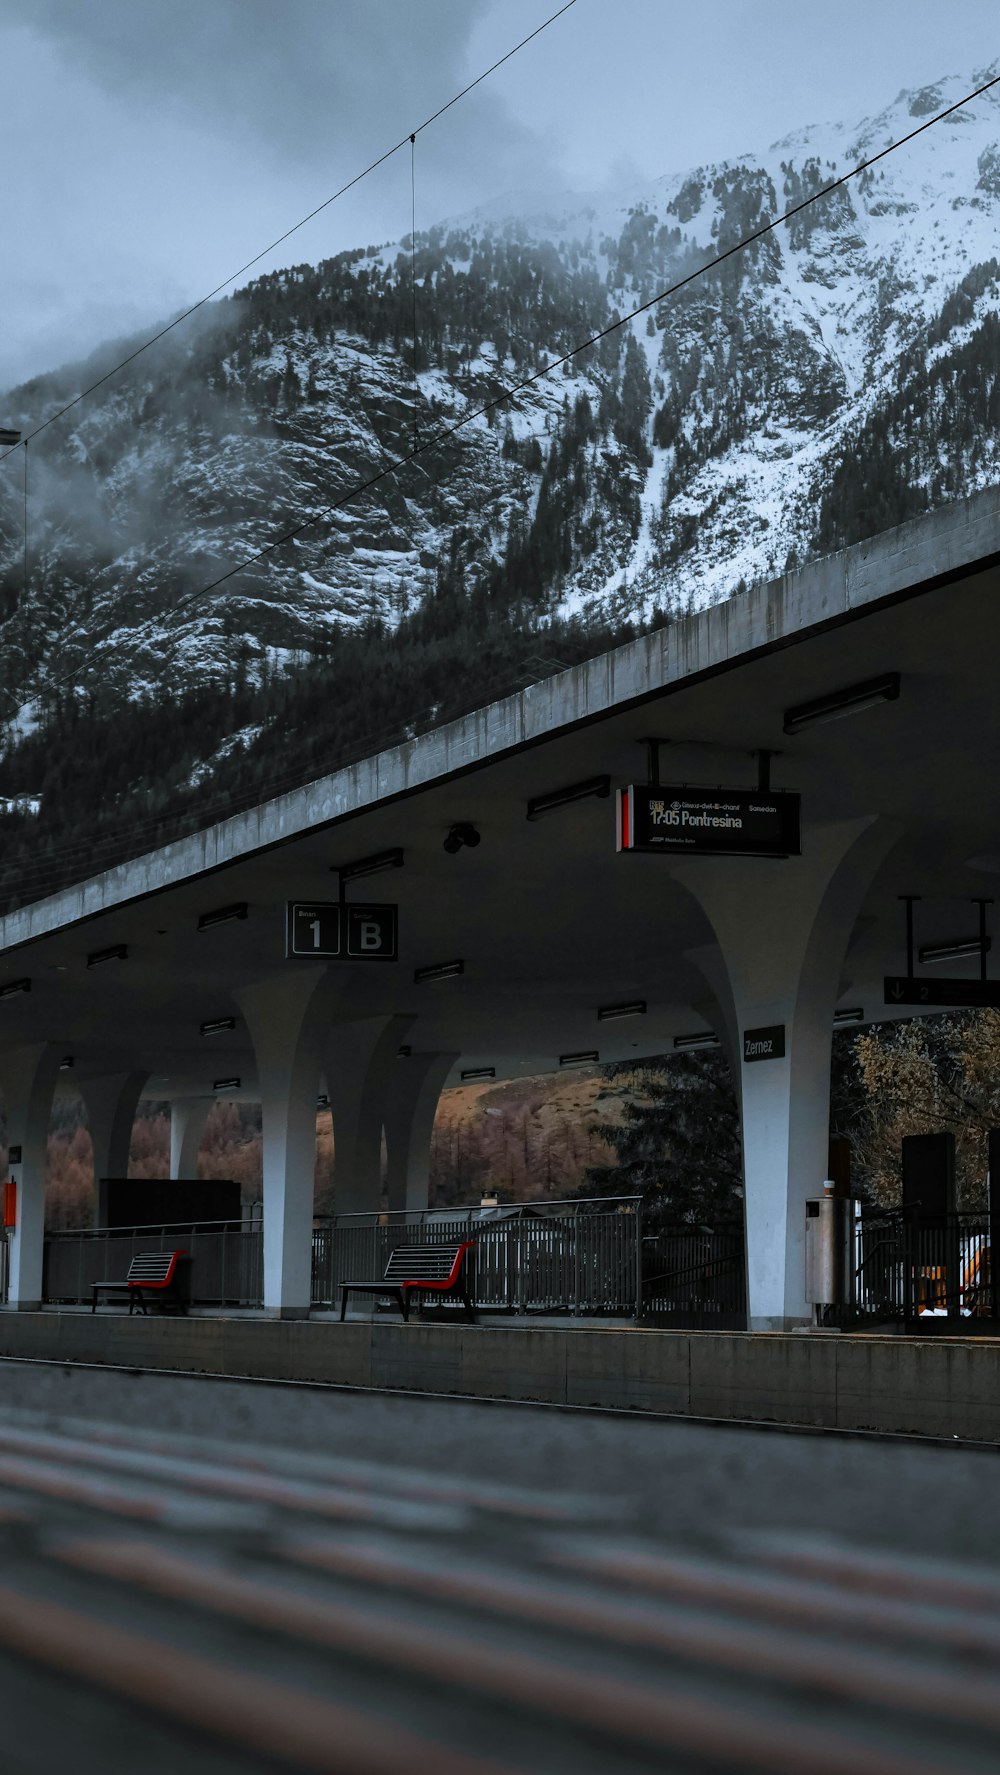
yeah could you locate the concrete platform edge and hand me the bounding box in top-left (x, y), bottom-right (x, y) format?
top-left (2, 1315), bottom-right (1000, 1440)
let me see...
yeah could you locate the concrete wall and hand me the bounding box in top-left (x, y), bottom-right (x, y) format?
top-left (1, 1313), bottom-right (999, 1441)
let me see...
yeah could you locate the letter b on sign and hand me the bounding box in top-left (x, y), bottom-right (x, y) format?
top-left (346, 905), bottom-right (398, 960)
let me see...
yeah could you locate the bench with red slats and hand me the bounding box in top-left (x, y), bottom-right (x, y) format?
top-left (340, 1240), bottom-right (476, 1323)
top-left (91, 1250), bottom-right (189, 1315)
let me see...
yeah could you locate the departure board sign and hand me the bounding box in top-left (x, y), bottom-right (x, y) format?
top-left (617, 785), bottom-right (800, 859)
top-left (285, 901), bottom-right (398, 961)
top-left (884, 976), bottom-right (1000, 1009)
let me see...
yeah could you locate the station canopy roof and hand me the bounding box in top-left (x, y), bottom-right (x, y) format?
top-left (1, 488), bottom-right (998, 1099)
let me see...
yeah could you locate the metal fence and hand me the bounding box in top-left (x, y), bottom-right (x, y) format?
top-left (43, 1197), bottom-right (750, 1324)
top-left (851, 1209), bottom-right (995, 1323)
top-left (312, 1198), bottom-right (645, 1317)
top-left (43, 1217), bottom-right (263, 1308)
top-left (640, 1224), bottom-right (746, 1328)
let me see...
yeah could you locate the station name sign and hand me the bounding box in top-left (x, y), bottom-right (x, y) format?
top-left (617, 784), bottom-right (800, 859)
top-left (743, 1024), bottom-right (785, 1063)
top-left (286, 901), bottom-right (398, 961)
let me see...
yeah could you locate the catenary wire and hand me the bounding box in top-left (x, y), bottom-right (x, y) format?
top-left (2, 69), bottom-right (997, 900)
top-left (0, 0), bottom-right (578, 465)
top-left (411, 134), bottom-right (419, 454)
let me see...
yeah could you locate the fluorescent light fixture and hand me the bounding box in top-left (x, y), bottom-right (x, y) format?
top-left (86, 944), bottom-right (127, 968)
top-left (783, 672), bottom-right (900, 735)
top-left (397, 1044), bottom-right (412, 1058)
top-left (526, 775), bottom-right (611, 821)
top-left (59, 1055), bottom-right (74, 1070)
top-left (213, 1076), bottom-right (241, 1092)
top-left (597, 999), bottom-right (647, 1022)
top-left (559, 1050), bottom-right (599, 1067)
top-left (673, 1031), bottom-right (719, 1050)
top-left (332, 847), bottom-right (404, 884)
top-left (918, 937), bottom-right (992, 965)
top-left (0, 977), bottom-right (31, 999)
top-left (316, 1092), bottom-right (330, 1108)
top-left (833, 1007), bottom-right (865, 1025)
top-left (414, 959), bottom-right (464, 984)
top-left (197, 901), bottom-right (248, 931)
top-left (200, 1016), bottom-right (236, 1036)
top-left (461, 1066), bottom-right (496, 1082)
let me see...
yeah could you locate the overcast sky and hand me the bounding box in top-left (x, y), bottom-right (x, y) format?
top-left (1, 0), bottom-right (997, 392)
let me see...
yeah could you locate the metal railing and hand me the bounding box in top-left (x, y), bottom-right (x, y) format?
top-left (312, 1197), bottom-right (646, 1317)
top-left (851, 1209), bottom-right (995, 1323)
top-left (43, 1197), bottom-right (751, 1324)
top-left (43, 1216), bottom-right (263, 1308)
top-left (640, 1224), bottom-right (746, 1328)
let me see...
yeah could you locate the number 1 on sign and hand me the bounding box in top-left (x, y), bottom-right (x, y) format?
top-left (309, 919), bottom-right (322, 948)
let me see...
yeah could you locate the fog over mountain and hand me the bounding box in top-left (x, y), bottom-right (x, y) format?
top-left (0, 64), bottom-right (998, 904)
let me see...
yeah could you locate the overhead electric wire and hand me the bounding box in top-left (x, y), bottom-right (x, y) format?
top-left (3, 67), bottom-right (998, 906)
top-left (0, 0), bottom-right (578, 465)
top-left (178, 68), bottom-right (1000, 603)
top-left (410, 133), bottom-right (419, 454)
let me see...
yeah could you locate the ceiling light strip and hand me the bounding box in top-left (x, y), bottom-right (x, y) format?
top-left (597, 1000), bottom-right (646, 1021)
top-left (414, 959), bottom-right (464, 984)
top-left (197, 902), bottom-right (248, 931)
top-left (526, 776), bottom-right (611, 821)
top-left (783, 672), bottom-right (900, 735)
top-left (87, 944), bottom-right (127, 969)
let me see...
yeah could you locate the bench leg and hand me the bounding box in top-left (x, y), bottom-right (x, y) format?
top-left (340, 1288), bottom-right (350, 1323)
top-left (400, 1290), bottom-right (410, 1323)
top-left (462, 1287), bottom-right (477, 1325)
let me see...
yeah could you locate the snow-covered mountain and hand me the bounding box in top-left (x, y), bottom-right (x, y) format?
top-left (0, 65), bottom-right (998, 891)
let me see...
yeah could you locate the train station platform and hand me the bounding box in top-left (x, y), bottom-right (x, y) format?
top-left (2, 1310), bottom-right (999, 1442)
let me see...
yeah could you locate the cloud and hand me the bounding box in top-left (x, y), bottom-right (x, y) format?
top-left (19, 0), bottom-right (546, 188)
top-left (0, 0), bottom-right (560, 388)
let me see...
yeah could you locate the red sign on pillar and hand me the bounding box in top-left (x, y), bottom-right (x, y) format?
top-left (3, 1179), bottom-right (16, 1229)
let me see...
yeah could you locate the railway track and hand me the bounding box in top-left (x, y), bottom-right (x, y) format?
top-left (0, 1394), bottom-right (996, 1772)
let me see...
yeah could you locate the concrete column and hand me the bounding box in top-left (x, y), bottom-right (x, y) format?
top-left (79, 1071), bottom-right (149, 1225)
top-left (385, 1051), bottom-right (458, 1215)
top-left (682, 817), bottom-right (896, 1330)
top-left (2, 1045), bottom-right (60, 1310)
top-left (323, 1015), bottom-right (413, 1216)
top-left (170, 1097), bottom-right (212, 1181)
top-left (236, 968), bottom-right (327, 1319)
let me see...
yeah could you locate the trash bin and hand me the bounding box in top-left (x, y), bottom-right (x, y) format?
top-left (805, 1186), bottom-right (855, 1306)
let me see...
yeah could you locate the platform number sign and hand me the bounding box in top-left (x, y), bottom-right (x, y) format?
top-left (285, 901), bottom-right (397, 962)
top-left (288, 902), bottom-right (341, 958)
top-left (345, 905), bottom-right (396, 958)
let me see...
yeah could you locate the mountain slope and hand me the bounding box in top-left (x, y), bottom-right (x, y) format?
top-left (0, 64), bottom-right (998, 900)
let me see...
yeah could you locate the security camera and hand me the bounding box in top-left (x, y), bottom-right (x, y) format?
top-left (443, 822), bottom-right (481, 853)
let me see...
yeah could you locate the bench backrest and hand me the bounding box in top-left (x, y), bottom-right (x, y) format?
top-left (125, 1251), bottom-right (186, 1286)
top-left (382, 1241), bottom-right (473, 1285)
